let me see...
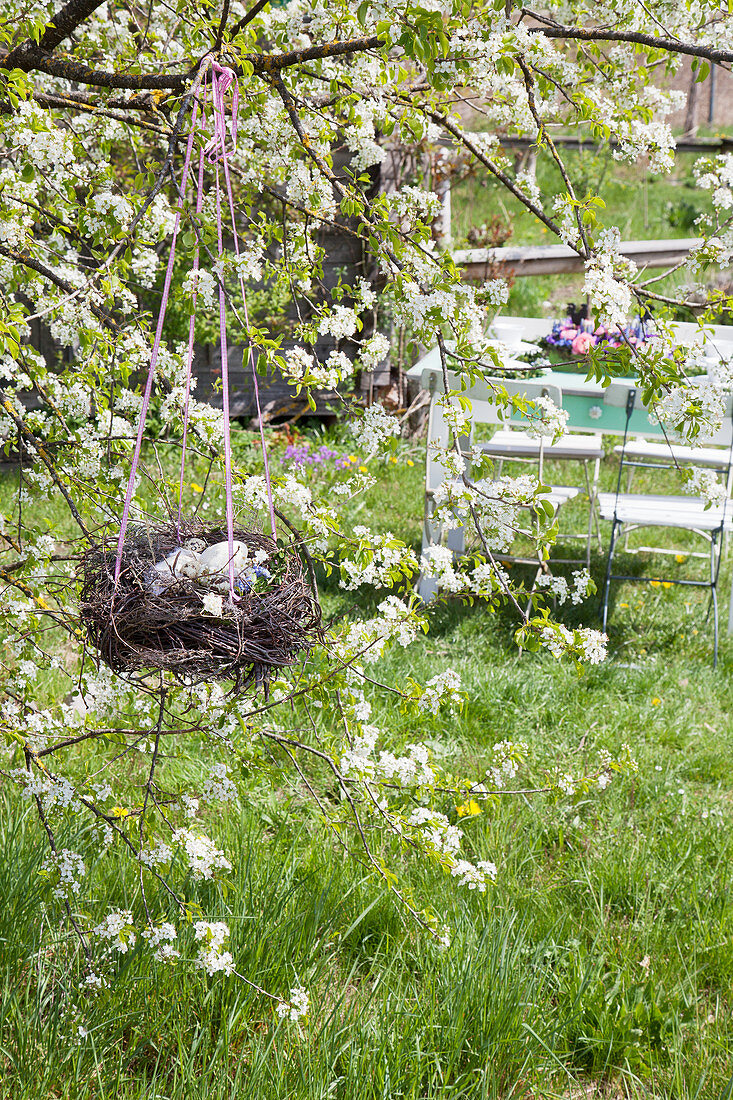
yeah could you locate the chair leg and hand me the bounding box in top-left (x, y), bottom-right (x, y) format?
top-left (600, 520), bottom-right (620, 632)
top-left (582, 461), bottom-right (592, 568)
top-left (592, 457), bottom-right (603, 553)
top-left (622, 468), bottom-right (634, 552)
top-left (446, 523), bottom-right (466, 558)
top-left (710, 532), bottom-right (720, 667)
top-left (417, 495), bottom-right (440, 603)
top-left (582, 457), bottom-right (602, 560)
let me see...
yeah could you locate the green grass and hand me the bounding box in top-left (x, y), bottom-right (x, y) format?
top-left (4, 432), bottom-right (733, 1098)
top-left (450, 146), bottom-right (724, 320)
top-left (452, 150), bottom-right (708, 249)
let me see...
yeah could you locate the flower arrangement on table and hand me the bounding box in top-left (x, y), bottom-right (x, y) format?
top-left (543, 312), bottom-right (656, 359)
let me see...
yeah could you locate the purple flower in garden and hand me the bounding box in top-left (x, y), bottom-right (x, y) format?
top-left (281, 439), bottom-right (351, 469)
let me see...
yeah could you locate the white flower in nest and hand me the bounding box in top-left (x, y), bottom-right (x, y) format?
top-left (202, 592), bottom-right (224, 617)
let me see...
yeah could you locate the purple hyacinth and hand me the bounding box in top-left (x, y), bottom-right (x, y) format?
top-left (282, 440), bottom-right (351, 469)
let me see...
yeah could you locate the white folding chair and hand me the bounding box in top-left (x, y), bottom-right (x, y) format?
top-left (598, 384), bottom-right (733, 665)
top-left (417, 375), bottom-right (590, 601)
top-left (482, 427), bottom-right (603, 564)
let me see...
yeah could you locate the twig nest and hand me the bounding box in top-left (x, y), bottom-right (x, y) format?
top-left (78, 519), bottom-right (321, 693)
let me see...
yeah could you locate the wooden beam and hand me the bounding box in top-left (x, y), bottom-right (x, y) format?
top-left (455, 238), bottom-right (701, 279)
top-left (440, 133), bottom-right (733, 155)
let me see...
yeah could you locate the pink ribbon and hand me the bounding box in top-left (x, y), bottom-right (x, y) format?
top-left (176, 82), bottom-right (208, 538)
top-left (114, 93), bottom-right (201, 583)
top-left (206, 62), bottom-right (278, 547)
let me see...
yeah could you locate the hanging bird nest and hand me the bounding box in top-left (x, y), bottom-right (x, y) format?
top-left (77, 518), bottom-right (321, 693)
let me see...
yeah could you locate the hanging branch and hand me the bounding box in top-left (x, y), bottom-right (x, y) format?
top-left (2, 0), bottom-right (108, 68)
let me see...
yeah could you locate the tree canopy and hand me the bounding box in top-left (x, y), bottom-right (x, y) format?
top-left (0, 0), bottom-right (730, 1008)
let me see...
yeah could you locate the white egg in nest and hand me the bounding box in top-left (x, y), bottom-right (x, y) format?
top-left (145, 547), bottom-right (201, 594)
top-left (197, 540), bottom-right (250, 583)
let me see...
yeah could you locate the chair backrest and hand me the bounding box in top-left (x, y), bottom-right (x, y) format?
top-left (604, 381), bottom-right (733, 447)
top-left (610, 384), bottom-right (733, 511)
top-left (424, 377), bottom-right (563, 492)
top-left (497, 377), bottom-right (563, 427)
top-left (668, 320), bottom-right (733, 367)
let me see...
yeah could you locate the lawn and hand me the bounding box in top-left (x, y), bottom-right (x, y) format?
top-left (450, 141), bottom-right (731, 321)
top-left (2, 426), bottom-right (733, 1099)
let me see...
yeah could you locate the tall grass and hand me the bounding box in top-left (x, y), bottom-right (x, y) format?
top-left (3, 438), bottom-right (733, 1097)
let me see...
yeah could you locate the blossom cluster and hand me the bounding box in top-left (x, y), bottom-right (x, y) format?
top-left (338, 526), bottom-right (418, 590)
top-left (201, 763), bottom-right (238, 803)
top-left (583, 229), bottom-right (636, 330)
top-left (275, 986), bottom-right (310, 1021)
top-left (694, 154), bottom-right (733, 213)
top-left (686, 466), bottom-right (727, 507)
top-left (283, 345), bottom-right (353, 390)
top-left (93, 910), bottom-right (137, 954)
top-left (44, 849), bottom-right (86, 899)
top-left (350, 403), bottom-right (400, 455)
top-left (172, 829), bottom-right (232, 880)
top-left (540, 624), bottom-right (608, 664)
top-left (417, 669), bottom-right (463, 714)
top-left (526, 394), bottom-right (569, 441)
top-left (535, 569), bottom-right (594, 606)
top-left (653, 377), bottom-right (729, 444)
top-left (194, 921), bottom-right (234, 976)
top-left (142, 923), bottom-right (180, 963)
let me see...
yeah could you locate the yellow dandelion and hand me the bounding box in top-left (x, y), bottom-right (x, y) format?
top-left (456, 799), bottom-right (482, 817)
top-left (650, 580), bottom-right (661, 588)
top-left (619, 602), bottom-right (629, 609)
top-left (407, 459), bottom-right (414, 467)
top-left (358, 465), bottom-right (368, 473)
top-left (651, 697), bottom-right (661, 707)
top-left (675, 554), bottom-right (687, 564)
top-left (662, 581), bottom-right (673, 589)
top-left (191, 482), bottom-right (204, 493)
top-left (111, 806), bottom-right (130, 818)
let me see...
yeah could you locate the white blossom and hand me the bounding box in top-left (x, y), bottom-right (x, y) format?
top-left (275, 985), bottom-right (309, 1021)
top-left (172, 829), bottom-right (232, 880)
top-left (194, 921), bottom-right (234, 976)
top-left (94, 909), bottom-right (136, 953)
top-left (350, 403), bottom-right (400, 455)
top-left (44, 849), bottom-right (86, 898)
top-left (201, 763), bottom-right (238, 803)
top-left (418, 669), bottom-right (463, 714)
top-left (202, 592), bottom-right (225, 617)
top-left (142, 923), bottom-right (179, 962)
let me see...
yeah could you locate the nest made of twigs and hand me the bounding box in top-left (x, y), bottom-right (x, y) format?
top-left (77, 519), bottom-right (321, 693)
